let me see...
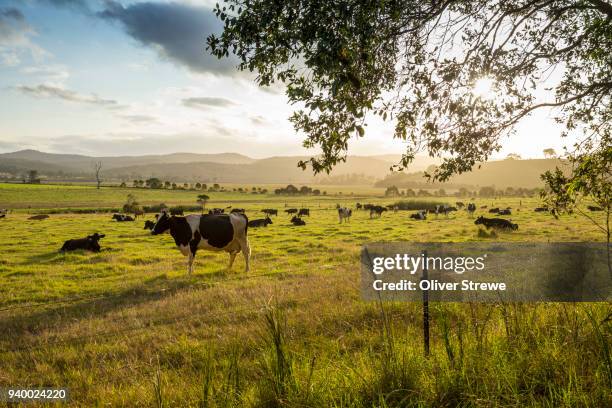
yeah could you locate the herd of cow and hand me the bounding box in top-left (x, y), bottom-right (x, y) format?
top-left (0, 201), bottom-right (605, 274)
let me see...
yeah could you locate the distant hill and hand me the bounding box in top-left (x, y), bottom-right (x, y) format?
top-left (375, 158), bottom-right (568, 189)
top-left (103, 155), bottom-right (399, 183)
top-left (0, 150), bottom-right (255, 173)
top-left (0, 149), bottom-right (409, 183)
top-left (0, 150), bottom-right (559, 187)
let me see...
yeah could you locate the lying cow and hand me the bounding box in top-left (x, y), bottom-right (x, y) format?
top-left (534, 207), bottom-right (548, 212)
top-left (262, 208), bottom-right (278, 216)
top-left (488, 208), bottom-right (500, 214)
top-left (28, 214), bottom-right (49, 220)
top-left (60, 233), bottom-right (105, 252)
top-left (587, 205), bottom-right (603, 212)
top-left (291, 216), bottom-right (306, 226)
top-left (144, 220), bottom-right (156, 230)
top-left (112, 214), bottom-right (134, 222)
top-left (151, 211), bottom-right (250, 274)
top-left (474, 216), bottom-right (518, 231)
top-left (338, 207), bottom-right (352, 223)
top-left (209, 208), bottom-right (225, 215)
top-left (498, 209), bottom-right (512, 215)
top-left (410, 211), bottom-right (427, 220)
top-left (298, 208), bottom-right (310, 217)
top-left (248, 217), bottom-right (273, 228)
top-left (231, 208), bottom-right (245, 214)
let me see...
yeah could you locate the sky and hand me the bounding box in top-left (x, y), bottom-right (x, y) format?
top-left (0, 0), bottom-right (569, 159)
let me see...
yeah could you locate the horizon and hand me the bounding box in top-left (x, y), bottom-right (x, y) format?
top-left (1, 147), bottom-right (558, 161)
top-left (0, 1), bottom-right (574, 160)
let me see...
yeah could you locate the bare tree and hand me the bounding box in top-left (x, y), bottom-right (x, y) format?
top-left (92, 161), bottom-right (103, 189)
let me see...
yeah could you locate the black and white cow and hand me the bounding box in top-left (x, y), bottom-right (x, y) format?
top-left (60, 233), bottom-right (105, 252)
top-left (151, 211), bottom-right (250, 274)
top-left (338, 207), bottom-right (352, 223)
top-left (144, 220), bottom-right (156, 230)
top-left (467, 203), bottom-right (476, 217)
top-left (410, 211), bottom-right (427, 220)
top-left (370, 205), bottom-right (387, 218)
top-left (231, 208), bottom-right (245, 214)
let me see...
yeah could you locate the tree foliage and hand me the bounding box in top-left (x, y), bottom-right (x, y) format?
top-left (208, 0), bottom-right (611, 180)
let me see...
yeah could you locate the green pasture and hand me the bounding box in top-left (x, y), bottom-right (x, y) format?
top-left (0, 183), bottom-right (610, 407)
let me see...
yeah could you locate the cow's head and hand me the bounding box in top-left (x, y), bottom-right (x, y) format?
top-left (151, 211), bottom-right (171, 235)
top-left (89, 233), bottom-right (105, 241)
top-left (474, 216), bottom-right (484, 225)
top-left (265, 216), bottom-right (273, 225)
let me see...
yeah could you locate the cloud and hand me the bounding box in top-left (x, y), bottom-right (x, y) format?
top-left (0, 6), bottom-right (49, 65)
top-left (250, 115), bottom-right (268, 126)
top-left (119, 114), bottom-right (159, 124)
top-left (97, 1), bottom-right (238, 75)
top-left (1, 8), bottom-right (24, 21)
top-left (14, 84), bottom-right (119, 107)
top-left (21, 65), bottom-right (70, 85)
top-left (182, 96), bottom-right (236, 109)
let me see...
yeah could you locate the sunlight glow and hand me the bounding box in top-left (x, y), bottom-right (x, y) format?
top-left (473, 77), bottom-right (495, 98)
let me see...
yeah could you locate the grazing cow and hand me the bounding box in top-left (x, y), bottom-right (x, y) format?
top-left (410, 211), bottom-right (427, 220)
top-left (144, 220), bottom-right (156, 230)
top-left (338, 207), bottom-right (352, 223)
top-left (474, 216), bottom-right (518, 231)
top-left (151, 211), bottom-right (250, 274)
top-left (290, 216), bottom-right (306, 226)
top-left (248, 217), bottom-right (273, 228)
top-left (534, 207), bottom-right (548, 212)
top-left (285, 208), bottom-right (298, 215)
top-left (231, 208), bottom-right (245, 214)
top-left (356, 203), bottom-right (362, 210)
top-left (262, 209), bottom-right (278, 216)
top-left (456, 202), bottom-right (465, 209)
top-left (209, 208), bottom-right (224, 215)
top-left (28, 214), bottom-right (49, 220)
top-left (467, 203), bottom-right (476, 217)
top-left (498, 209), bottom-right (511, 215)
top-left (363, 204), bottom-right (374, 211)
top-left (60, 233), bottom-right (105, 252)
top-left (488, 208), bottom-right (500, 214)
top-left (370, 205), bottom-right (387, 218)
top-left (298, 208), bottom-right (310, 217)
top-left (587, 205), bottom-right (603, 212)
top-left (480, 205), bottom-right (488, 209)
top-left (170, 208), bottom-right (184, 216)
top-left (133, 209), bottom-right (144, 218)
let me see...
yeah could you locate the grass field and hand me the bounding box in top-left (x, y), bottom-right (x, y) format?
top-left (0, 183), bottom-right (610, 407)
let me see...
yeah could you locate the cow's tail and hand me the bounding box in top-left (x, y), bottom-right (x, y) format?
top-left (238, 213), bottom-right (249, 235)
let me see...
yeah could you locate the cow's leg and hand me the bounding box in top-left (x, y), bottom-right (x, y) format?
top-left (187, 252), bottom-right (195, 274)
top-left (228, 251), bottom-right (238, 269)
top-left (240, 238), bottom-right (251, 272)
